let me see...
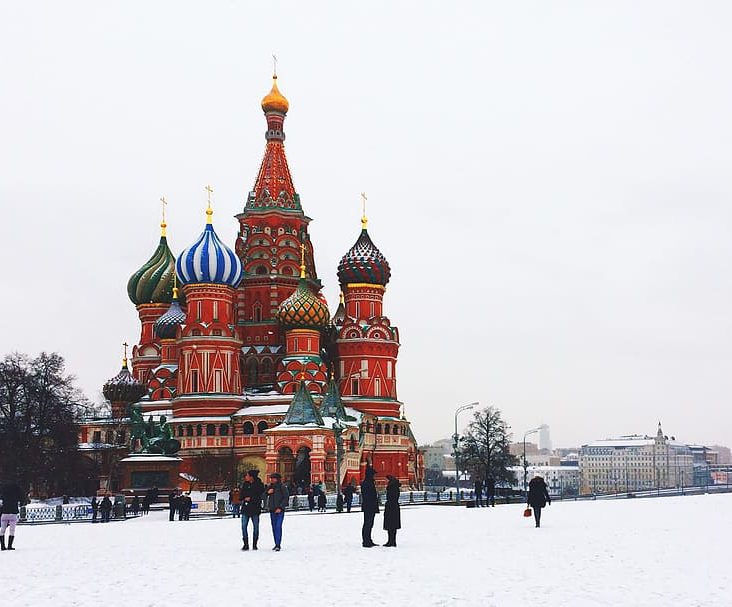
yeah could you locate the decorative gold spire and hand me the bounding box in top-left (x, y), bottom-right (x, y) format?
top-left (205, 185), bottom-right (213, 224)
top-left (172, 272), bottom-right (179, 300)
top-left (360, 192), bottom-right (368, 229)
top-left (339, 291), bottom-right (344, 305)
top-left (300, 242), bottom-right (307, 279)
top-left (122, 342), bottom-right (129, 368)
top-left (160, 196), bottom-right (168, 237)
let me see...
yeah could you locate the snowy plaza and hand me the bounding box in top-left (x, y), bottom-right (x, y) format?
top-left (4, 493), bottom-right (729, 606)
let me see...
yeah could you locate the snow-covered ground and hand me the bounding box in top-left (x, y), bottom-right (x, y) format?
top-left (3, 493), bottom-right (729, 606)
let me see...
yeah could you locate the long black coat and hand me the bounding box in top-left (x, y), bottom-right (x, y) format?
top-left (360, 476), bottom-right (380, 514)
top-left (383, 477), bottom-right (401, 530)
top-left (527, 477), bottom-right (551, 509)
top-left (0, 483), bottom-right (23, 515)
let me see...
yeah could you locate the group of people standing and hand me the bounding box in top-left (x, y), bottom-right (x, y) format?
top-left (168, 490), bottom-right (193, 521)
top-left (360, 467), bottom-right (401, 548)
top-left (473, 477), bottom-right (497, 508)
top-left (90, 495), bottom-right (114, 523)
top-left (235, 469), bottom-right (288, 551)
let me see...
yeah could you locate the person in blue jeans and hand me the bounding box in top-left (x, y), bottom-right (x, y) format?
top-left (266, 472), bottom-right (289, 551)
top-left (240, 470), bottom-right (265, 551)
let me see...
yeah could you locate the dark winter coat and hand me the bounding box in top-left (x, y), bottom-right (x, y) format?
top-left (0, 483), bottom-right (23, 515)
top-left (317, 491), bottom-right (327, 508)
top-left (168, 493), bottom-right (179, 511)
top-left (486, 477), bottom-right (496, 497)
top-left (240, 477), bottom-right (265, 516)
top-left (91, 497), bottom-right (99, 512)
top-left (100, 497), bottom-right (113, 512)
top-left (360, 469), bottom-right (380, 514)
top-left (527, 477), bottom-right (551, 509)
top-left (474, 480), bottom-right (483, 494)
top-left (383, 477), bottom-right (401, 531)
top-left (267, 481), bottom-right (290, 512)
top-left (343, 485), bottom-right (354, 503)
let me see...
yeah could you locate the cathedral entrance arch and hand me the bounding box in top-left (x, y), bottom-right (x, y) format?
top-left (277, 446), bottom-right (295, 482)
top-left (294, 446), bottom-right (312, 491)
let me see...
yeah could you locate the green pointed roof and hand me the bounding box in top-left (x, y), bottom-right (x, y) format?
top-left (283, 381), bottom-right (324, 426)
top-left (320, 378), bottom-right (352, 421)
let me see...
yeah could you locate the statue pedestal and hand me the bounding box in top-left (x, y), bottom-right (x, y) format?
top-left (119, 454), bottom-right (182, 494)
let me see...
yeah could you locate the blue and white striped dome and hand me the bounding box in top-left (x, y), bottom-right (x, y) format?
top-left (176, 222), bottom-right (244, 288)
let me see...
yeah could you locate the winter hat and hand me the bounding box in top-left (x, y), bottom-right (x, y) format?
top-left (365, 466), bottom-right (376, 479)
top-left (248, 469), bottom-right (259, 477)
top-left (270, 472), bottom-right (282, 480)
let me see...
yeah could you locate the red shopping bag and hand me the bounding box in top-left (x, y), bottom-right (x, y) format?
top-left (523, 507), bottom-right (532, 518)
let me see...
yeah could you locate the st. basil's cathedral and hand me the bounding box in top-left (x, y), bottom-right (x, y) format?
top-left (80, 73), bottom-right (425, 493)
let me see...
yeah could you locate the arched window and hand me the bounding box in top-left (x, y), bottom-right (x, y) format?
top-left (247, 358), bottom-right (258, 386)
top-left (253, 303), bottom-right (262, 322)
top-left (243, 421), bottom-right (255, 435)
top-left (261, 359), bottom-right (273, 380)
top-left (376, 423), bottom-right (382, 434)
top-left (196, 424), bottom-right (203, 436)
top-left (186, 425), bottom-right (193, 437)
top-left (257, 421), bottom-right (268, 434)
top-left (282, 266), bottom-right (294, 276)
top-left (177, 426), bottom-right (184, 437)
top-left (384, 424), bottom-right (390, 435)
top-left (220, 424), bottom-right (229, 436)
top-left (206, 424), bottom-right (216, 436)
top-left (256, 265), bottom-right (267, 275)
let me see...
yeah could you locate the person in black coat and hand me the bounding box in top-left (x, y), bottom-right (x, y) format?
top-left (317, 489), bottom-right (327, 512)
top-left (474, 479), bottom-right (484, 508)
top-left (100, 495), bottom-right (113, 523)
top-left (307, 487), bottom-right (316, 512)
top-left (91, 497), bottom-right (99, 522)
top-left (360, 466), bottom-right (379, 548)
top-left (343, 482), bottom-right (354, 513)
top-left (527, 475), bottom-right (551, 528)
top-left (168, 490), bottom-right (179, 522)
top-left (0, 481), bottom-right (24, 550)
top-left (383, 475), bottom-right (401, 547)
top-left (131, 495), bottom-right (140, 516)
top-left (240, 470), bottom-right (265, 550)
top-left (486, 477), bottom-right (496, 507)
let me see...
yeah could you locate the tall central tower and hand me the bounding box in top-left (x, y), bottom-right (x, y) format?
top-left (234, 74), bottom-right (322, 390)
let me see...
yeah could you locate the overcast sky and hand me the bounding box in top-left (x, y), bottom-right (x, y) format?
top-left (1, 1), bottom-right (731, 448)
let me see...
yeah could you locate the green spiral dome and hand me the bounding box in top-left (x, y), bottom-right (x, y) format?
top-left (127, 235), bottom-right (177, 306)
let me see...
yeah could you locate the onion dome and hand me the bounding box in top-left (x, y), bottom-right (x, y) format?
top-left (277, 278), bottom-right (331, 329)
top-left (154, 287), bottom-right (187, 339)
top-left (261, 75), bottom-right (289, 114)
top-left (337, 219), bottom-right (391, 288)
top-left (127, 222), bottom-right (176, 305)
top-left (103, 358), bottom-right (146, 404)
top-left (176, 204), bottom-right (244, 288)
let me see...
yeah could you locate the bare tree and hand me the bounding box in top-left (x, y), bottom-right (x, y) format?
top-left (458, 406), bottom-right (518, 488)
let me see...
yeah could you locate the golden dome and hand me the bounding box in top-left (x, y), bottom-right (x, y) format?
top-left (261, 75), bottom-right (289, 114)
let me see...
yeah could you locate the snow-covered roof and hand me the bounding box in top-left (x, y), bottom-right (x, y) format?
top-left (235, 404), bottom-right (290, 416)
top-left (584, 439), bottom-right (657, 448)
top-left (146, 409), bottom-right (173, 418)
top-left (172, 416), bottom-right (233, 423)
top-left (120, 455), bottom-right (182, 462)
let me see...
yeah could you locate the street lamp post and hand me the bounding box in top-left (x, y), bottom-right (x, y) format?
top-left (453, 402), bottom-right (479, 504)
top-left (522, 427), bottom-right (541, 498)
top-left (333, 420), bottom-right (345, 496)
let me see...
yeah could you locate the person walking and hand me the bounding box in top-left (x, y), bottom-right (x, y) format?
top-left (383, 474), bottom-right (401, 547)
top-left (180, 493), bottom-right (192, 520)
top-left (474, 478), bottom-right (484, 508)
top-left (91, 496), bottom-right (99, 523)
top-left (307, 487), bottom-right (316, 512)
top-left (266, 473), bottom-right (289, 551)
top-left (0, 481), bottom-right (24, 550)
top-left (486, 477), bottom-right (496, 507)
top-left (240, 470), bottom-right (265, 550)
top-left (527, 475), bottom-right (551, 528)
top-left (317, 489), bottom-right (327, 512)
top-left (100, 494), bottom-right (113, 523)
top-left (343, 482), bottom-right (354, 513)
top-left (360, 466), bottom-right (379, 548)
top-left (168, 490), bottom-right (179, 522)
top-left (131, 495), bottom-right (140, 517)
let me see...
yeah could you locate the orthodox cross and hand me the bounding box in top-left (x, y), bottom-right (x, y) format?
top-left (272, 53), bottom-right (278, 77)
top-left (360, 191), bottom-right (368, 228)
top-left (205, 185), bottom-right (213, 208)
top-left (160, 196), bottom-right (167, 223)
top-left (300, 241), bottom-right (306, 278)
top-left (123, 342), bottom-right (129, 365)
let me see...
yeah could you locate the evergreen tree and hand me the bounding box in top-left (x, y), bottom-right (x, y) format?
top-left (458, 406), bottom-right (518, 488)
